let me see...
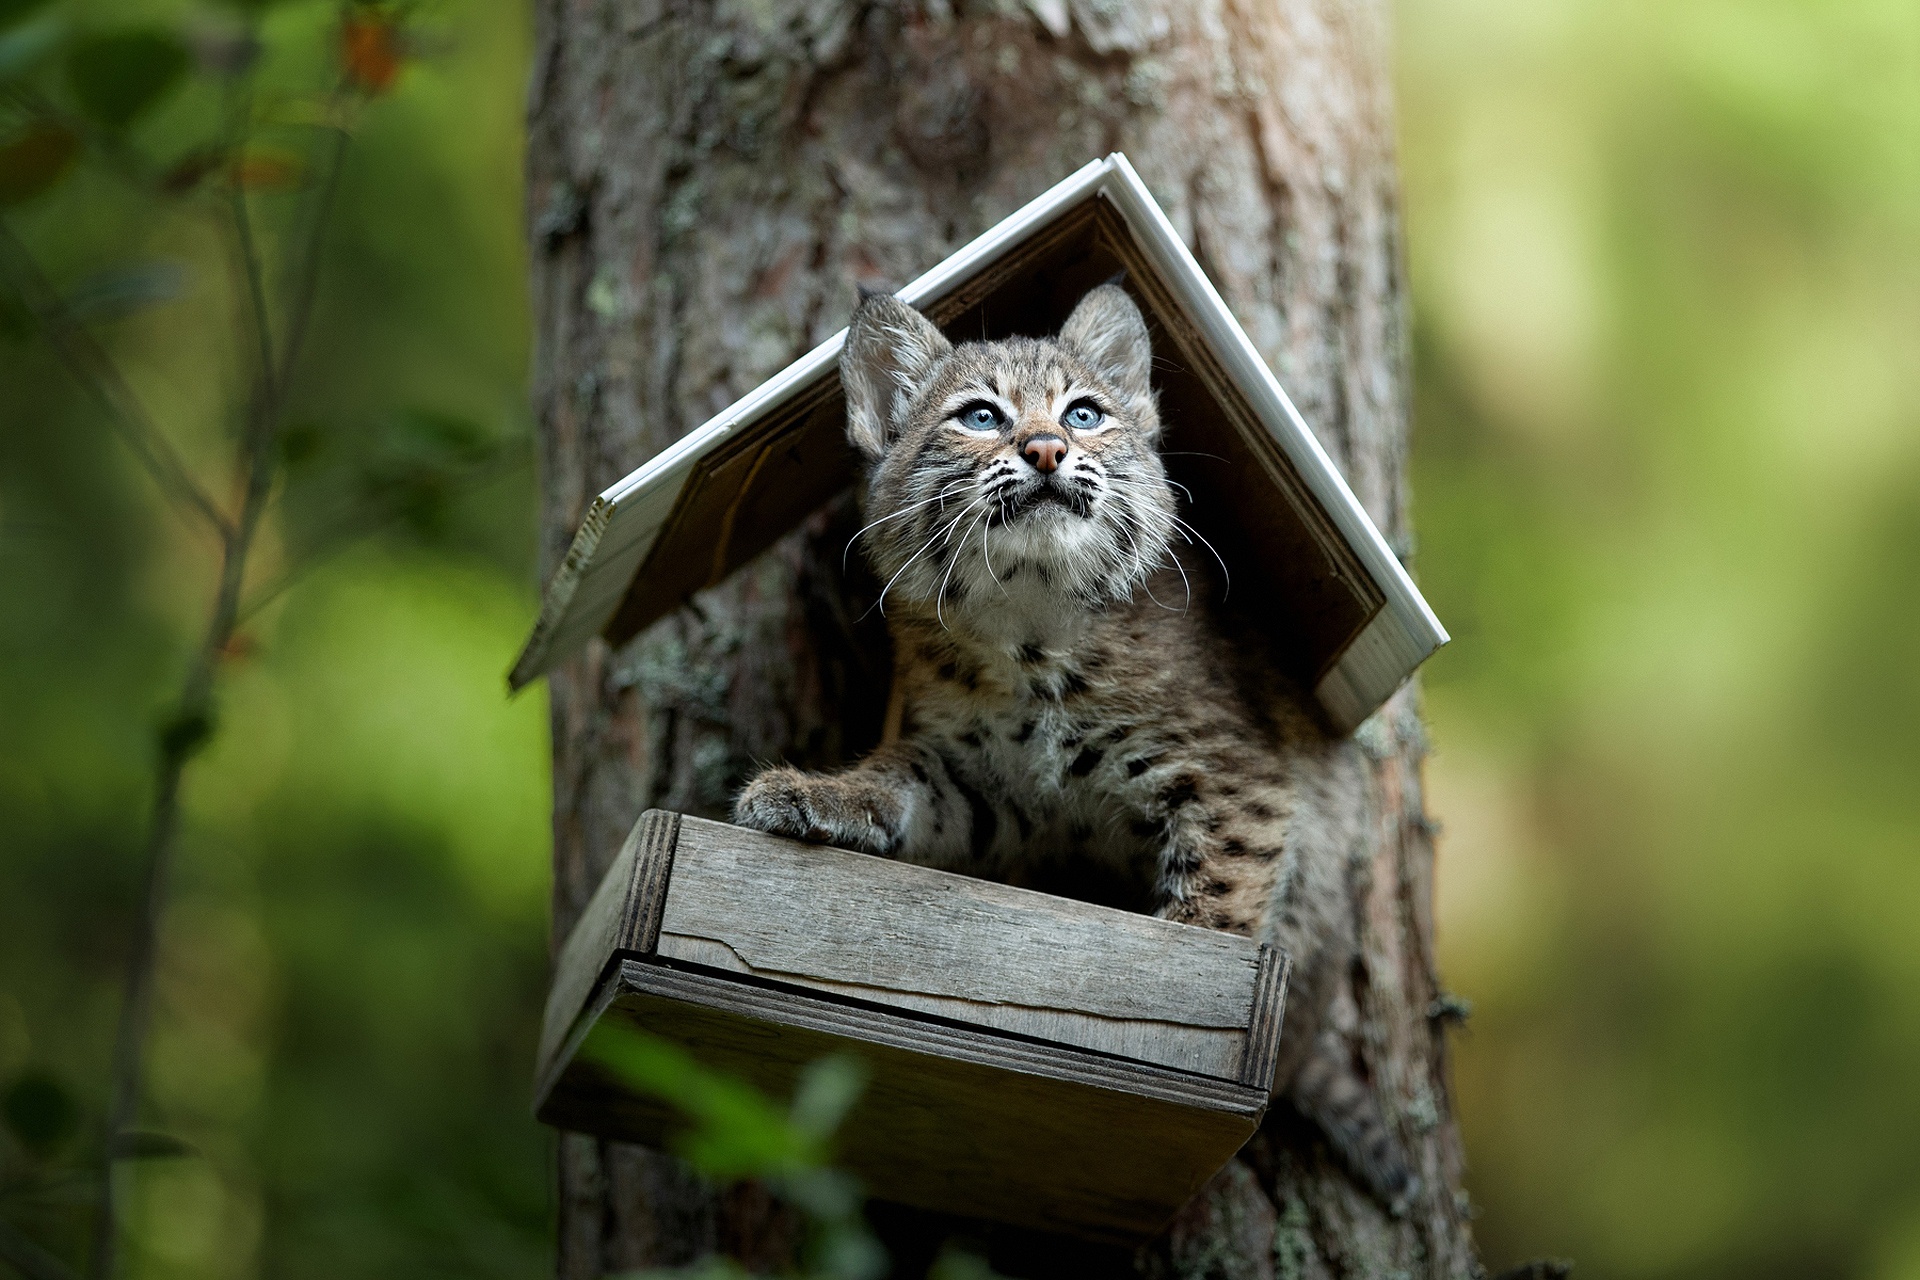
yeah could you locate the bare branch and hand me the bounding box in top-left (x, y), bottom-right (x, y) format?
top-left (272, 124), bottom-right (349, 399)
top-left (0, 219), bottom-right (235, 545)
top-left (86, 120), bottom-right (355, 1280)
top-left (229, 183), bottom-right (279, 409)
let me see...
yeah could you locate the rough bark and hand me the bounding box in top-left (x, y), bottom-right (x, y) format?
top-left (525, 1), bottom-right (1476, 1276)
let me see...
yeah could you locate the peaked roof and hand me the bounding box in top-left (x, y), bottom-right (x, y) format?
top-left (510, 153), bottom-right (1446, 733)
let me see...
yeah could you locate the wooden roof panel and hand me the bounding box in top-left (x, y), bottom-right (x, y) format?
top-left (510, 154), bottom-right (1445, 732)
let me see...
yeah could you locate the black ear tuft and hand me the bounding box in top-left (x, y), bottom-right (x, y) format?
top-left (1101, 269), bottom-right (1128, 290)
top-left (855, 280), bottom-right (892, 303)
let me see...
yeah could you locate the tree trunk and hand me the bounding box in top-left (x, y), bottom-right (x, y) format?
top-left (525, 2), bottom-right (1477, 1277)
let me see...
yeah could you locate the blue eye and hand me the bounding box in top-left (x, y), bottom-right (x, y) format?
top-left (1063, 402), bottom-right (1106, 432)
top-left (955, 403), bottom-right (1002, 433)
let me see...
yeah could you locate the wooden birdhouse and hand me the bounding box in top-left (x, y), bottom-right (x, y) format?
top-left (520, 154), bottom-right (1446, 1241)
top-left (537, 812), bottom-right (1288, 1242)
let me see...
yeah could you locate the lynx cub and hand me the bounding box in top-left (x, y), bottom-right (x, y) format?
top-left (735, 284), bottom-right (1409, 1202)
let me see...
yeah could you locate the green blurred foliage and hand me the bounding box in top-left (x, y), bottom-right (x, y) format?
top-left (1397, 0), bottom-right (1920, 1276)
top-left (2, 0), bottom-right (1912, 1277)
top-left (590, 1030), bottom-right (886, 1280)
top-left (594, 1031), bottom-right (866, 1184)
top-left (0, 0), bottom-right (545, 1277)
top-left (582, 1030), bottom-right (1000, 1280)
top-left (65, 30), bottom-right (190, 130)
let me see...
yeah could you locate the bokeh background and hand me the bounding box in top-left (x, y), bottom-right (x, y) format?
top-left (1, 1), bottom-right (1914, 1278)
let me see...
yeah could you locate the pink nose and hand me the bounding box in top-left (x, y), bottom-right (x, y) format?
top-left (1022, 435), bottom-right (1067, 473)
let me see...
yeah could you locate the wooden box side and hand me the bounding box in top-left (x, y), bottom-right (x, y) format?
top-left (654, 816), bottom-right (1272, 1080)
top-left (538, 960), bottom-right (1268, 1242)
top-left (537, 809), bottom-right (680, 1081)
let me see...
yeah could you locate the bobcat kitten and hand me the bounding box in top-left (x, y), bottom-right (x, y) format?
top-left (735, 283), bottom-right (1410, 1203)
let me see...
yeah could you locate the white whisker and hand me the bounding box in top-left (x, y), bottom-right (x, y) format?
top-left (1116, 503), bottom-right (1190, 612)
top-left (936, 500), bottom-right (992, 630)
top-left (1167, 514), bottom-right (1229, 599)
top-left (868, 497), bottom-right (983, 620)
top-left (981, 502), bottom-right (1009, 598)
top-left (843, 479), bottom-right (970, 571)
top-left (1115, 518), bottom-right (1183, 612)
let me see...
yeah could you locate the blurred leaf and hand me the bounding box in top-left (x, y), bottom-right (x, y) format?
top-left (356, 409), bottom-right (501, 538)
top-left (65, 29), bottom-right (190, 130)
top-left (109, 1130), bottom-right (196, 1160)
top-left (264, 95), bottom-right (356, 132)
top-left (613, 1262), bottom-right (754, 1280)
top-left (588, 1026), bottom-right (820, 1180)
top-left (0, 284), bottom-right (33, 342)
top-left (387, 409), bottom-right (495, 466)
top-left (340, 12), bottom-right (401, 95)
top-left (0, 0), bottom-right (52, 31)
top-left (158, 707), bottom-right (215, 757)
top-left (63, 259), bottom-right (188, 323)
top-left (0, 11), bottom-right (61, 80)
top-left (591, 1029), bottom-right (884, 1278)
top-left (278, 420), bottom-right (327, 467)
top-left (218, 631), bottom-right (260, 662)
top-left (0, 121), bottom-right (78, 205)
top-left (787, 1056), bottom-right (865, 1144)
top-left (185, 26), bottom-right (259, 76)
top-left (928, 1248), bottom-right (1012, 1280)
top-left (159, 146), bottom-right (225, 193)
top-left (2, 1071), bottom-right (78, 1158)
top-left (809, 1214), bottom-right (887, 1280)
top-left (231, 147), bottom-right (306, 191)
top-left (780, 1167), bottom-right (862, 1221)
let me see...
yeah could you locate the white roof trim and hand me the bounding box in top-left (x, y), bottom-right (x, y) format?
top-left (511, 154), bottom-right (1445, 732)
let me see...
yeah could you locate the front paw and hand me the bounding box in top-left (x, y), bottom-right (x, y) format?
top-left (733, 767), bottom-right (897, 855)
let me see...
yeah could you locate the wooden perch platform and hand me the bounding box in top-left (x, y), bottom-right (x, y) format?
top-left (536, 811), bottom-right (1290, 1242)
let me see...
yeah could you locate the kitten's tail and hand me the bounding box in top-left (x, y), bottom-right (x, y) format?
top-left (1288, 1029), bottom-right (1417, 1211)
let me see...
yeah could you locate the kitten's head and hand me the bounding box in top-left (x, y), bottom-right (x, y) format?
top-left (841, 283), bottom-right (1177, 626)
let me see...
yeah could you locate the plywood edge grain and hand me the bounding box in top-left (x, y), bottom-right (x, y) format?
top-left (535, 810), bottom-right (681, 1088)
top-left (1238, 943), bottom-right (1290, 1092)
top-left (624, 809), bottom-right (680, 955)
top-left (507, 496), bottom-right (615, 691)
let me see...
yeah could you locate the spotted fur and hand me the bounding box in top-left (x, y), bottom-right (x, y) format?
top-left (736, 284), bottom-right (1411, 1204)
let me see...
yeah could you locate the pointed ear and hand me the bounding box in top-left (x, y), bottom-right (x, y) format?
top-left (840, 293), bottom-right (952, 460)
top-left (1060, 283), bottom-right (1153, 407)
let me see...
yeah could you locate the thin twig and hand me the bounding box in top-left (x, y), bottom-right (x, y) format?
top-left (86, 119), bottom-right (353, 1280)
top-left (274, 125), bottom-right (349, 396)
top-left (0, 221), bottom-right (235, 543)
top-left (228, 157), bottom-right (279, 410)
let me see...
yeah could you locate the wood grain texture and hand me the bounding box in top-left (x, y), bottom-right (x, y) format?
top-left (1239, 945), bottom-right (1289, 1092)
top-left (540, 960), bottom-right (1268, 1243)
top-left (538, 809), bottom-right (680, 1077)
top-left (541, 811), bottom-right (1283, 1086)
top-left (529, 0), bottom-right (1476, 1274)
top-left (659, 815), bottom-right (1262, 1029)
top-left (652, 934), bottom-right (1252, 1080)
